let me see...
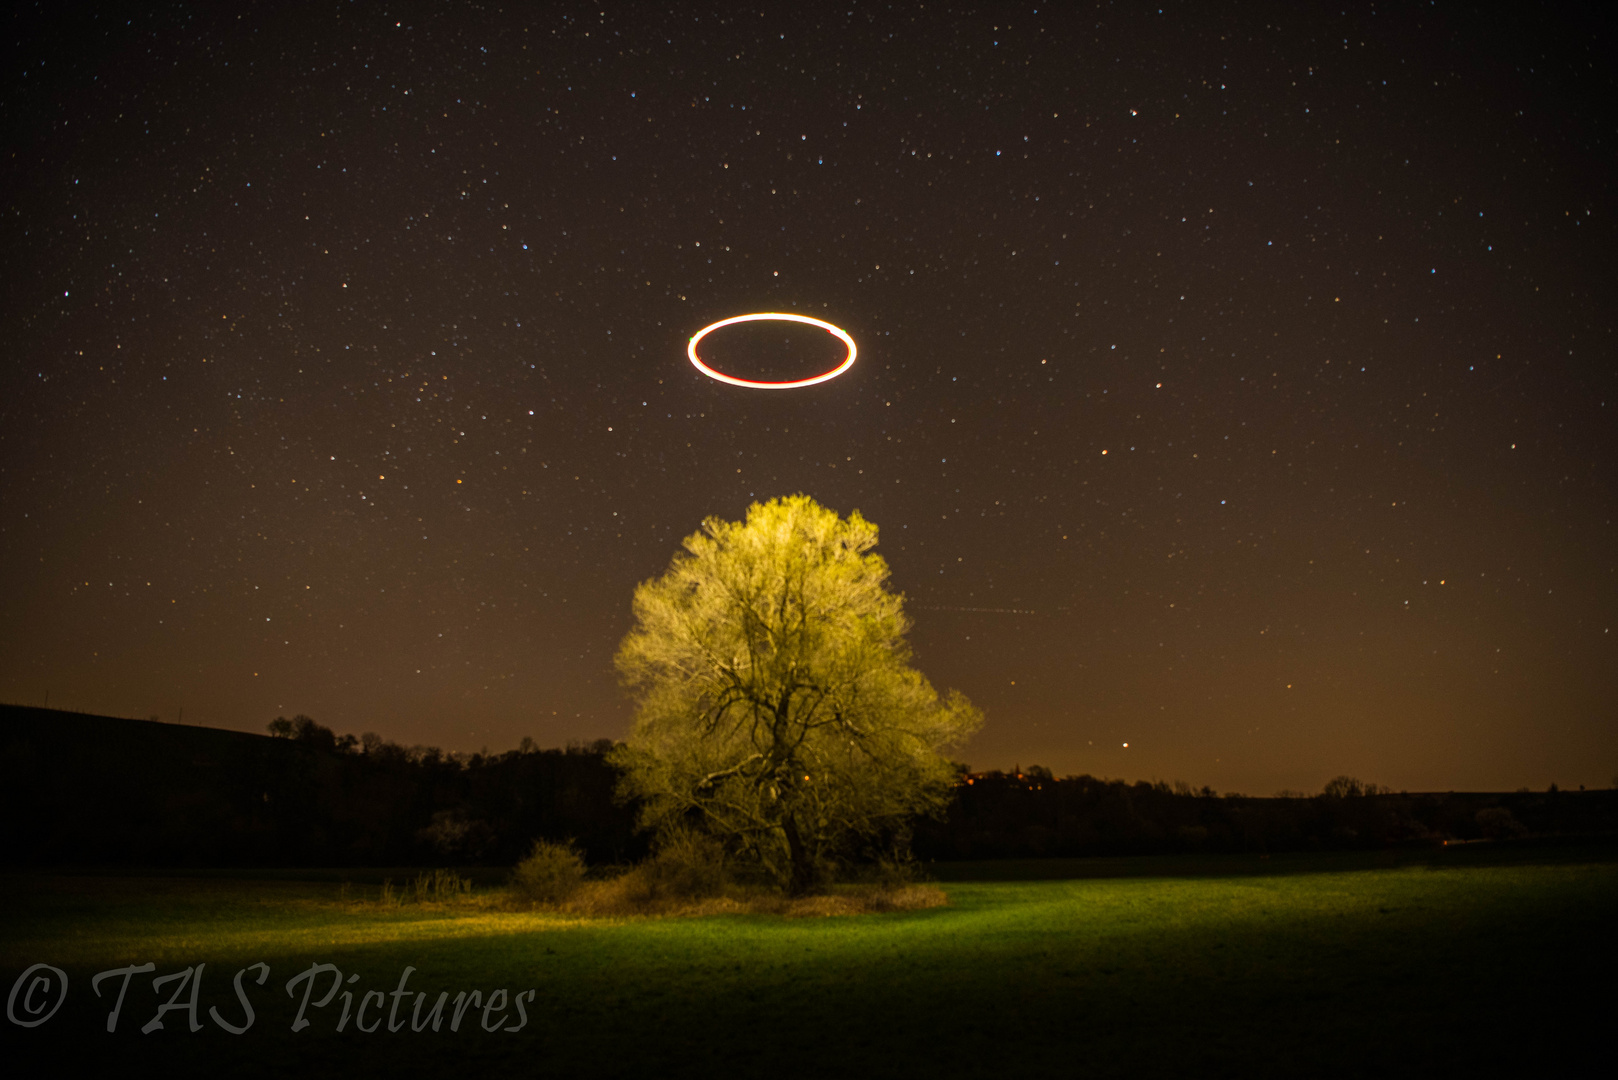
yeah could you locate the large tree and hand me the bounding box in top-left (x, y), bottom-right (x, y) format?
top-left (611, 494), bottom-right (982, 894)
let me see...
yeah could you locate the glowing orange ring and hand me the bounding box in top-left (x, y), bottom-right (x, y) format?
top-left (687, 313), bottom-right (857, 389)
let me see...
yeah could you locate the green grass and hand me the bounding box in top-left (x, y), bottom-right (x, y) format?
top-left (3, 842), bottom-right (1612, 1076)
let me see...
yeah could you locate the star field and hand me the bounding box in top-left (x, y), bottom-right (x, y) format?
top-left (2, 2), bottom-right (1613, 793)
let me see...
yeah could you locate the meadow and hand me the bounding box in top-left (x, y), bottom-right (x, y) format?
top-left (2, 841), bottom-right (1611, 1076)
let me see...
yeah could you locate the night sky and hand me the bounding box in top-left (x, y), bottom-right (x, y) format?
top-left (3, 3), bottom-right (1613, 795)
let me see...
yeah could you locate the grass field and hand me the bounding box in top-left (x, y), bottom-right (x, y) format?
top-left (2, 841), bottom-right (1612, 1077)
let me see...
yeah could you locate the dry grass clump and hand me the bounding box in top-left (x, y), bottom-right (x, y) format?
top-left (549, 875), bottom-right (946, 919)
top-left (548, 830), bottom-right (729, 917)
top-left (368, 868), bottom-right (481, 909)
top-left (758, 884), bottom-right (948, 917)
top-left (505, 834), bottom-right (947, 918)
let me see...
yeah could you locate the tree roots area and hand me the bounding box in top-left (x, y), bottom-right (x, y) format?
top-left (3, 841), bottom-right (1612, 1077)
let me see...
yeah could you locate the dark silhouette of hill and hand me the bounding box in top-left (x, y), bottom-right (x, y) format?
top-left (5, 705), bottom-right (1611, 869)
top-left (0, 705), bottom-right (641, 867)
top-left (912, 767), bottom-right (1618, 860)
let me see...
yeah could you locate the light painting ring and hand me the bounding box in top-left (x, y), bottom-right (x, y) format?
top-left (687, 312), bottom-right (857, 389)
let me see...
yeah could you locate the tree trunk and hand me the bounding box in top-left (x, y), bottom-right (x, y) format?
top-left (781, 812), bottom-right (816, 896)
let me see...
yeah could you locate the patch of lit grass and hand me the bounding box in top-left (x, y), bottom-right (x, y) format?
top-left (2, 844), bottom-right (1612, 1077)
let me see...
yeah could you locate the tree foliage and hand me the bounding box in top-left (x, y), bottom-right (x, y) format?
top-left (610, 495), bottom-right (982, 894)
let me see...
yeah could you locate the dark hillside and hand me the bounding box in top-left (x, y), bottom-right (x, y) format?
top-left (6, 705), bottom-right (1612, 869)
top-left (0, 705), bottom-right (640, 867)
top-left (913, 769), bottom-right (1618, 859)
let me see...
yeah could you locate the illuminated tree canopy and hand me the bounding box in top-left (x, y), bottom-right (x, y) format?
top-left (611, 494), bottom-right (982, 893)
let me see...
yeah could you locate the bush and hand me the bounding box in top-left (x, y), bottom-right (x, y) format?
top-left (1176, 824), bottom-right (1210, 848)
top-left (642, 828), bottom-right (729, 898)
top-left (844, 852), bottom-right (922, 890)
top-left (511, 839), bottom-right (587, 903)
top-left (512, 830), bottom-right (946, 920)
top-left (563, 859), bottom-right (944, 919)
top-left (1475, 806), bottom-right (1529, 840)
top-left (549, 831), bottom-right (730, 917)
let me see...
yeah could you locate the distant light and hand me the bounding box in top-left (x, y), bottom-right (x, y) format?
top-left (687, 313), bottom-right (857, 389)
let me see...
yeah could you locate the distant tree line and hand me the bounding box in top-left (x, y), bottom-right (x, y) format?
top-left (910, 767), bottom-right (1618, 859)
top-left (4, 705), bottom-right (1613, 868)
top-left (1, 706), bottom-right (642, 867)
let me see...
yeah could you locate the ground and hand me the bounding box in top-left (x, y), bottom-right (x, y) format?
top-left (2, 841), bottom-right (1612, 1076)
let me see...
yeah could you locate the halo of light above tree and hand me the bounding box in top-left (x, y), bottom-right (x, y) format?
top-left (686, 313), bottom-right (857, 389)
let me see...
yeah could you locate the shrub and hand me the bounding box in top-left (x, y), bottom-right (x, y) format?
top-left (512, 839), bottom-right (587, 903)
top-left (642, 828), bottom-right (729, 899)
top-left (1176, 824), bottom-right (1210, 848)
top-left (1475, 806), bottom-right (1529, 840)
top-left (517, 831), bottom-right (947, 920)
top-left (850, 852), bottom-right (923, 889)
top-left (552, 831), bottom-right (731, 917)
